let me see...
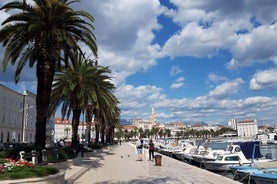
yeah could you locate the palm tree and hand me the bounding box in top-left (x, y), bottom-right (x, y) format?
top-left (0, 0), bottom-right (97, 148)
top-left (164, 128), bottom-right (171, 138)
top-left (94, 91), bottom-right (120, 143)
top-left (49, 54), bottom-right (117, 147)
top-left (138, 128), bottom-right (144, 138)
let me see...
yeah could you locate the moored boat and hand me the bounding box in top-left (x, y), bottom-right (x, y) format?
top-left (232, 167), bottom-right (277, 184)
top-left (202, 144), bottom-right (252, 171)
top-left (250, 170), bottom-right (277, 184)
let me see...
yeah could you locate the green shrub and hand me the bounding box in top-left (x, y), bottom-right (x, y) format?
top-left (88, 142), bottom-right (108, 149)
top-left (0, 151), bottom-right (9, 159)
top-left (0, 165), bottom-right (59, 180)
top-left (60, 147), bottom-right (76, 159)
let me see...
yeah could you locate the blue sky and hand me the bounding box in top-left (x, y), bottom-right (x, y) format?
top-left (1, 0), bottom-right (277, 125)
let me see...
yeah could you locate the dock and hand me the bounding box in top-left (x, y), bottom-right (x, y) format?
top-left (52, 142), bottom-right (241, 184)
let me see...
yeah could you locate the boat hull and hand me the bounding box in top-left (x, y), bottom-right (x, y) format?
top-left (251, 172), bottom-right (277, 184)
top-left (203, 162), bottom-right (251, 171)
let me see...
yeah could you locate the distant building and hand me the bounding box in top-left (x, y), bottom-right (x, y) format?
top-left (228, 118), bottom-right (237, 130)
top-left (132, 107), bottom-right (159, 131)
top-left (237, 119), bottom-right (258, 138)
top-left (191, 123), bottom-right (203, 131)
top-left (122, 125), bottom-right (137, 131)
top-left (54, 118), bottom-right (95, 142)
top-left (133, 118), bottom-right (152, 131)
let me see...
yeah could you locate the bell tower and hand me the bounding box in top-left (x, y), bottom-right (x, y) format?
top-left (150, 107), bottom-right (156, 126)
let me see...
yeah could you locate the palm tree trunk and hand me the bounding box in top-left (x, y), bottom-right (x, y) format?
top-left (71, 108), bottom-right (81, 148)
top-left (94, 118), bottom-right (100, 143)
top-left (86, 106), bottom-right (92, 143)
top-left (101, 121), bottom-right (105, 143)
top-left (106, 125), bottom-right (114, 145)
top-left (35, 59), bottom-right (55, 148)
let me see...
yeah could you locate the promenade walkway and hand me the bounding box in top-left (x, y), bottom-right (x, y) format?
top-left (52, 142), bottom-right (241, 184)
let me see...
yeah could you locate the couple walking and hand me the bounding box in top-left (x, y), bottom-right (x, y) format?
top-left (136, 138), bottom-right (155, 161)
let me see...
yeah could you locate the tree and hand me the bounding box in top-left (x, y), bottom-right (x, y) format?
top-left (138, 128), bottom-right (144, 138)
top-left (49, 54), bottom-right (116, 148)
top-left (151, 127), bottom-right (159, 139)
top-left (164, 128), bottom-right (171, 138)
top-left (85, 66), bottom-right (119, 144)
top-left (0, 0), bottom-right (97, 148)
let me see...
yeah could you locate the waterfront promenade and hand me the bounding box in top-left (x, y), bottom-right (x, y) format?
top-left (51, 142), bottom-right (240, 184)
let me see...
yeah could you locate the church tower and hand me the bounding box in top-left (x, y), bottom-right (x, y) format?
top-left (150, 107), bottom-right (156, 126)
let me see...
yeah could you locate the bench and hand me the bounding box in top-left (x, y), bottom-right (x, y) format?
top-left (19, 150), bottom-right (40, 164)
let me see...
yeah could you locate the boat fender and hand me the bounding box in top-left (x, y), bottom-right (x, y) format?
top-left (235, 147), bottom-right (241, 152)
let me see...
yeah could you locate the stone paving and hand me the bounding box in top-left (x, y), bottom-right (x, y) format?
top-left (51, 142), bottom-right (241, 184)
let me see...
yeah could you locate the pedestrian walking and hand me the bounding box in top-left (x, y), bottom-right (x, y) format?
top-left (136, 137), bottom-right (143, 161)
top-left (148, 139), bottom-right (155, 161)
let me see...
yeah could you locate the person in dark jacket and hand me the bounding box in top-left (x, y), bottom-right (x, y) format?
top-left (148, 139), bottom-right (155, 160)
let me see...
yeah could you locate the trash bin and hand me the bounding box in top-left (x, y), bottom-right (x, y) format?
top-left (154, 155), bottom-right (162, 166)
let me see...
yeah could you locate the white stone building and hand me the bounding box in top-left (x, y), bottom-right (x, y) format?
top-left (0, 84), bottom-right (53, 143)
top-left (54, 118), bottom-right (95, 143)
top-left (132, 107), bottom-right (158, 131)
top-left (228, 118), bottom-right (237, 130)
top-left (133, 118), bottom-right (152, 131)
top-left (237, 119), bottom-right (258, 138)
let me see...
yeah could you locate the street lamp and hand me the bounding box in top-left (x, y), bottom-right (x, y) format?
top-left (21, 91), bottom-right (27, 143)
top-left (21, 90), bottom-right (33, 143)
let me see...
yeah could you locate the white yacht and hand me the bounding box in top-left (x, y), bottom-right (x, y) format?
top-left (203, 144), bottom-right (252, 171)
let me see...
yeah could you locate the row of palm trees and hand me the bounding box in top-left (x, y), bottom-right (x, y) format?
top-left (115, 127), bottom-right (236, 141)
top-left (0, 0), bottom-right (119, 148)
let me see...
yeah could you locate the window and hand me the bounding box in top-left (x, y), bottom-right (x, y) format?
top-left (7, 132), bottom-right (10, 142)
top-left (225, 156), bottom-right (239, 161)
top-left (0, 132), bottom-right (3, 142)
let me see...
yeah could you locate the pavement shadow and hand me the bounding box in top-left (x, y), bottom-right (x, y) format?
top-left (71, 148), bottom-right (116, 168)
top-left (51, 148), bottom-right (112, 170)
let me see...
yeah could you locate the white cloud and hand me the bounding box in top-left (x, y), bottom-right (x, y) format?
top-left (162, 22), bottom-right (223, 58)
top-left (170, 65), bottom-right (183, 76)
top-left (208, 78), bottom-right (244, 99)
top-left (208, 73), bottom-right (227, 83)
top-left (227, 24), bottom-right (277, 69)
top-left (170, 77), bottom-right (185, 89)
top-left (250, 68), bottom-right (277, 90)
top-left (163, 0), bottom-right (277, 69)
top-left (80, 0), bottom-right (164, 83)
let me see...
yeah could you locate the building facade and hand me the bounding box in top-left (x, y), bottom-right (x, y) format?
top-left (132, 107), bottom-right (159, 131)
top-left (0, 84), bottom-right (54, 144)
top-left (237, 119), bottom-right (258, 138)
top-left (54, 118), bottom-right (95, 143)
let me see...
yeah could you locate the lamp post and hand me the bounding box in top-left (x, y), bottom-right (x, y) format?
top-left (21, 90), bottom-right (33, 143)
top-left (21, 91), bottom-right (27, 143)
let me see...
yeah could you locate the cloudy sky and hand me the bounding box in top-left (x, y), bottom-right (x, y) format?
top-left (1, 0), bottom-right (277, 125)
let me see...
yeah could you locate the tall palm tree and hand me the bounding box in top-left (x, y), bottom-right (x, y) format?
top-left (0, 0), bottom-right (97, 148)
top-left (49, 54), bottom-right (117, 147)
top-left (93, 92), bottom-right (119, 143)
top-left (105, 105), bottom-right (121, 144)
